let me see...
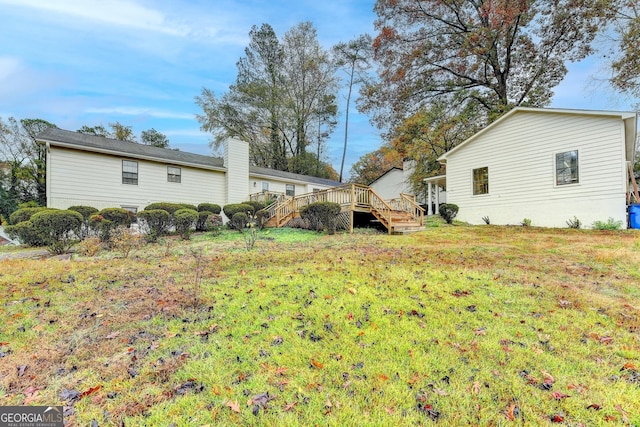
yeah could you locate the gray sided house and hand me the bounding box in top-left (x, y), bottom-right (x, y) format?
top-left (438, 107), bottom-right (638, 228)
top-left (37, 128), bottom-right (340, 214)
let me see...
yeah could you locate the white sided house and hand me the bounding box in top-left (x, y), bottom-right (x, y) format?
top-left (37, 128), bottom-right (340, 214)
top-left (438, 107), bottom-right (638, 228)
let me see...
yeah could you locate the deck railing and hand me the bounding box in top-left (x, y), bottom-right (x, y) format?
top-left (268, 184), bottom-right (417, 232)
top-left (388, 193), bottom-right (425, 225)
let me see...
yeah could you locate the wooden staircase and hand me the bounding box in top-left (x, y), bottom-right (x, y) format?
top-left (262, 184), bottom-right (425, 234)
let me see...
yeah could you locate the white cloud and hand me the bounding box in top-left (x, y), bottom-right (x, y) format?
top-left (85, 106), bottom-right (194, 120)
top-left (0, 0), bottom-right (188, 36)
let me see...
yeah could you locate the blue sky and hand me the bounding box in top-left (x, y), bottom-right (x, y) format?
top-left (0, 0), bottom-right (634, 176)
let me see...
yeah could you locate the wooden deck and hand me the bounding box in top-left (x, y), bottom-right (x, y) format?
top-left (262, 184), bottom-right (425, 234)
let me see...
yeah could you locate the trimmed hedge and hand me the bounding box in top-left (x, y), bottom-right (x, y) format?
top-left (243, 200), bottom-right (266, 212)
top-left (174, 208), bottom-right (198, 240)
top-left (439, 203), bottom-right (459, 224)
top-left (90, 208), bottom-right (133, 242)
top-left (30, 209), bottom-right (83, 254)
top-left (230, 212), bottom-right (248, 231)
top-left (9, 207), bottom-right (49, 225)
top-left (5, 221), bottom-right (45, 246)
top-left (223, 203), bottom-right (255, 218)
top-left (196, 211), bottom-right (212, 232)
top-left (145, 202), bottom-right (197, 215)
top-left (68, 205), bottom-right (99, 238)
top-left (198, 203), bottom-right (221, 214)
top-left (138, 209), bottom-right (171, 241)
top-left (300, 202), bottom-right (341, 234)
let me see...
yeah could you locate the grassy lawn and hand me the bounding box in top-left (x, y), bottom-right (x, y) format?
top-left (0, 225), bottom-right (639, 426)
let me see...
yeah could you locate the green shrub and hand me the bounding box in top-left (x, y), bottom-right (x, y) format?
top-left (174, 208), bottom-right (198, 240)
top-left (138, 209), bottom-right (171, 242)
top-left (230, 212), bottom-right (249, 231)
top-left (198, 203), bottom-right (221, 214)
top-left (300, 202), bottom-right (341, 234)
top-left (439, 203), bottom-right (459, 224)
top-left (30, 209), bottom-right (83, 254)
top-left (100, 207), bottom-right (134, 227)
top-left (89, 214), bottom-right (113, 242)
top-left (243, 200), bottom-right (266, 212)
top-left (223, 204), bottom-right (255, 229)
top-left (5, 221), bottom-right (45, 246)
top-left (592, 217), bottom-right (623, 230)
top-left (68, 205), bottom-right (99, 238)
top-left (521, 218), bottom-right (532, 227)
top-left (206, 214), bottom-right (224, 236)
top-left (223, 203), bottom-right (255, 219)
top-left (255, 209), bottom-right (270, 230)
top-left (17, 201), bottom-right (40, 209)
top-left (9, 207), bottom-right (49, 225)
top-left (196, 211), bottom-right (212, 232)
top-left (145, 202), bottom-right (197, 215)
top-left (89, 207), bottom-right (135, 243)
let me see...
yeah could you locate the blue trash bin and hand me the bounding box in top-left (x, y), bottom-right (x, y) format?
top-left (629, 204), bottom-right (640, 229)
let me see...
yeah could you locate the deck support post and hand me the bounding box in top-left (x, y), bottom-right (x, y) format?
top-left (350, 210), bottom-right (354, 234)
top-left (427, 183), bottom-right (433, 215)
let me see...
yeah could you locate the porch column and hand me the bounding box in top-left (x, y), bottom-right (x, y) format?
top-left (427, 182), bottom-right (433, 215)
top-left (435, 185), bottom-right (440, 215)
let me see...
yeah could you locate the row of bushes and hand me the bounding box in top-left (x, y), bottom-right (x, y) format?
top-left (4, 200), bottom-right (265, 253)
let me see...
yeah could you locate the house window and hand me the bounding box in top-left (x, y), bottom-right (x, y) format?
top-left (473, 167), bottom-right (489, 195)
top-left (122, 160), bottom-right (138, 185)
top-left (286, 184), bottom-right (295, 197)
top-left (262, 182), bottom-right (269, 191)
top-left (556, 150), bottom-right (579, 185)
top-left (168, 166), bottom-right (181, 183)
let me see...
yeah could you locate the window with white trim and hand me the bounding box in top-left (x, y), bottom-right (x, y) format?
top-left (555, 150), bottom-right (579, 185)
top-left (122, 160), bottom-right (138, 185)
top-left (168, 166), bottom-right (181, 183)
top-left (472, 167), bottom-right (488, 195)
top-left (286, 184), bottom-right (295, 197)
top-left (262, 181), bottom-right (269, 191)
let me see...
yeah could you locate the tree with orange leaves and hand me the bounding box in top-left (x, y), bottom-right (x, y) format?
top-left (361, 0), bottom-right (615, 131)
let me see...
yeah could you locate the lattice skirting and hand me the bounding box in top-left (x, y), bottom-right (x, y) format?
top-left (284, 212), bottom-right (350, 231)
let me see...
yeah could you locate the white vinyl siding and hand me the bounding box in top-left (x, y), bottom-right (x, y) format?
top-left (249, 177), bottom-right (335, 197)
top-left (47, 147), bottom-right (226, 210)
top-left (444, 111), bottom-right (628, 228)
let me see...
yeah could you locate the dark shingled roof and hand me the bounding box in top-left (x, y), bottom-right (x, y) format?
top-left (37, 128), bottom-right (225, 170)
top-left (37, 128), bottom-right (342, 186)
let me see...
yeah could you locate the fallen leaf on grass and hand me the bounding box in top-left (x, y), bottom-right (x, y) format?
top-left (504, 404), bottom-right (521, 421)
top-left (17, 365), bottom-right (27, 377)
top-left (586, 403), bottom-right (601, 410)
top-left (284, 401), bottom-right (298, 412)
top-left (80, 385), bottom-right (102, 399)
top-left (551, 391), bottom-right (570, 400)
top-left (105, 331), bottom-right (121, 339)
top-left (226, 401), bottom-right (241, 413)
top-left (23, 386), bottom-right (40, 405)
top-left (471, 381), bottom-right (481, 394)
top-left (549, 413), bottom-right (564, 423)
top-left (311, 359), bottom-right (323, 369)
